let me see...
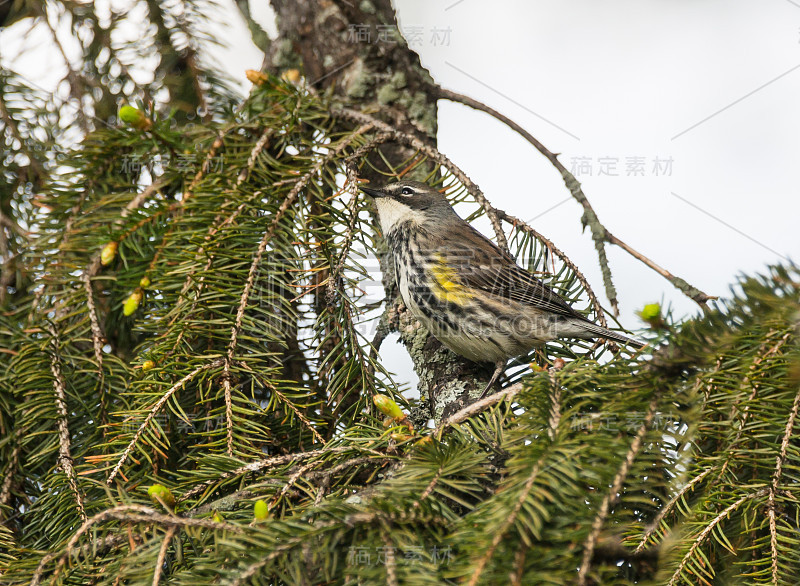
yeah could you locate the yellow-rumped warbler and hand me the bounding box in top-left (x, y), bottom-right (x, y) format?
top-left (361, 180), bottom-right (644, 394)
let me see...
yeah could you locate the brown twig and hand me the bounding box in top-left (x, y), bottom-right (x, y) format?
top-left (768, 382), bottom-right (800, 583)
top-left (82, 271), bottom-right (107, 428)
top-left (152, 526), bottom-right (176, 586)
top-left (0, 444), bottom-right (20, 512)
top-left (48, 325), bottom-right (87, 522)
top-left (434, 382), bottom-right (524, 439)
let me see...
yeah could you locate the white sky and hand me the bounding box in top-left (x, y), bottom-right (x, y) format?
top-left (3, 1), bottom-right (798, 392)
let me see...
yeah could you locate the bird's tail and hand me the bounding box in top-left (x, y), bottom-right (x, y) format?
top-left (579, 322), bottom-right (646, 350)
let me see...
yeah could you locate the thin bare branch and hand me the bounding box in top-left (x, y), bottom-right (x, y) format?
top-left (436, 87), bottom-right (714, 309)
top-left (152, 526), bottom-right (176, 586)
top-left (434, 382), bottom-right (524, 438)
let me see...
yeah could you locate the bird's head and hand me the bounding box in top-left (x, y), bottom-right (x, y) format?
top-left (360, 180), bottom-right (454, 234)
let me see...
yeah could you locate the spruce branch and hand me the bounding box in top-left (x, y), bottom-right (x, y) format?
top-left (666, 488), bottom-right (770, 586)
top-left (108, 359), bottom-right (226, 484)
top-left (577, 393), bottom-right (660, 585)
top-left (249, 370), bottom-right (326, 445)
top-left (0, 444), bottom-right (20, 511)
top-left (717, 331), bottom-right (792, 481)
top-left (179, 446), bottom-right (391, 503)
top-left (81, 270), bottom-right (107, 428)
top-left (768, 379), bottom-right (800, 583)
top-left (236, 127), bottom-right (273, 186)
top-left (47, 324), bottom-right (87, 522)
top-left (633, 467), bottom-right (714, 554)
top-left (31, 504), bottom-right (244, 586)
top-left (468, 453), bottom-right (547, 586)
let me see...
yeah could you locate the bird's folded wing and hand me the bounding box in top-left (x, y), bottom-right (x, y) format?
top-left (442, 229), bottom-right (585, 320)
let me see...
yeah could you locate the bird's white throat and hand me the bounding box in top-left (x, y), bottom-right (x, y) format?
top-left (374, 198), bottom-right (428, 235)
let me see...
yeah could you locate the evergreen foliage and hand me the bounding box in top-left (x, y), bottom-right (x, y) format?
top-left (0, 73), bottom-right (798, 584)
top-left (1, 3), bottom-right (798, 584)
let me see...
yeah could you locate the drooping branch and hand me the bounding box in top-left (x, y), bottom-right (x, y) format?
top-left (435, 87), bottom-right (715, 310)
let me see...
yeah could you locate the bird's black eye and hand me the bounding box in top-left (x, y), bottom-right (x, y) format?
top-left (401, 187), bottom-right (414, 196)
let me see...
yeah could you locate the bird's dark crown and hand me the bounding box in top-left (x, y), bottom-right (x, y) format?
top-left (360, 180), bottom-right (449, 210)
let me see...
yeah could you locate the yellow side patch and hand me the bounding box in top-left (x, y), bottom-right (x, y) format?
top-left (430, 254), bottom-right (471, 306)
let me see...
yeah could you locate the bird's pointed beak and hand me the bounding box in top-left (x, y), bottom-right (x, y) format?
top-left (359, 186), bottom-right (387, 199)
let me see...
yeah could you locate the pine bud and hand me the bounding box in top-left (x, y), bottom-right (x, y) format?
top-left (246, 69), bottom-right (269, 85)
top-left (100, 241), bottom-right (118, 266)
top-left (141, 359), bottom-right (155, 371)
top-left (118, 105), bottom-right (153, 130)
top-left (280, 69), bottom-right (301, 84)
top-left (139, 276), bottom-right (151, 288)
top-left (147, 484), bottom-right (175, 508)
top-left (123, 288), bottom-right (144, 316)
top-left (639, 303), bottom-right (665, 329)
top-left (253, 499), bottom-right (269, 521)
top-left (373, 394), bottom-right (404, 420)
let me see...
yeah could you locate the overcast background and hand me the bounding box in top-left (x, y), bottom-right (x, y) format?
top-left (3, 0), bottom-right (798, 390)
